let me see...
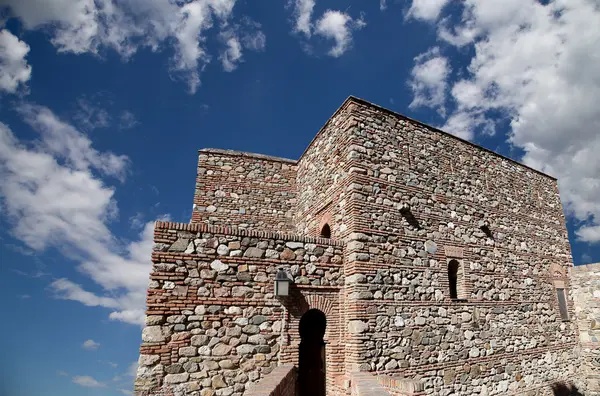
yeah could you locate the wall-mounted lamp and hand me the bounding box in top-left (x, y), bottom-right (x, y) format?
top-left (274, 268), bottom-right (293, 297)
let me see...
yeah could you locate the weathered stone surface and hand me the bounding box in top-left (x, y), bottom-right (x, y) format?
top-left (169, 238), bottom-right (190, 252)
top-left (210, 259), bottom-right (228, 272)
top-left (142, 326), bottom-right (170, 343)
top-left (164, 373), bottom-right (189, 384)
top-left (243, 247), bottom-right (265, 258)
top-left (211, 375), bottom-right (226, 388)
top-left (285, 242), bottom-right (304, 249)
top-left (211, 343), bottom-right (232, 356)
top-left (236, 344), bottom-right (255, 355)
top-left (139, 355), bottom-right (160, 366)
top-left (280, 248), bottom-right (296, 261)
top-left (348, 320), bottom-right (369, 334)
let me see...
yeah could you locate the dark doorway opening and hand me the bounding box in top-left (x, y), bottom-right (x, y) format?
top-left (320, 223), bottom-right (331, 239)
top-left (298, 309), bottom-right (326, 396)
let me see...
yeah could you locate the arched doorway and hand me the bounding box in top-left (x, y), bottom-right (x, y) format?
top-left (298, 309), bottom-right (326, 396)
top-left (320, 223), bottom-right (331, 239)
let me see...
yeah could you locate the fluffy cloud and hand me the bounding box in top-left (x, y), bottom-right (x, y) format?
top-left (291, 0), bottom-right (315, 37)
top-left (0, 105), bottom-right (158, 325)
top-left (407, 0), bottom-right (600, 242)
top-left (407, 0), bottom-right (450, 21)
top-left (219, 30), bottom-right (243, 72)
top-left (315, 11), bottom-right (366, 58)
top-left (408, 47), bottom-right (450, 117)
top-left (0, 29), bottom-right (32, 93)
top-left (72, 375), bottom-right (106, 388)
top-left (1, 0), bottom-right (263, 93)
top-left (82, 339), bottom-right (100, 350)
top-left (289, 1), bottom-right (365, 57)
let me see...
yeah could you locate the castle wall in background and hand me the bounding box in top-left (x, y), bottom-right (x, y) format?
top-left (572, 263), bottom-right (600, 393)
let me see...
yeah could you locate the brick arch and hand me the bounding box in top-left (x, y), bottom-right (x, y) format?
top-left (549, 264), bottom-right (566, 278)
top-left (317, 212), bottom-right (333, 238)
top-left (301, 293), bottom-right (334, 317)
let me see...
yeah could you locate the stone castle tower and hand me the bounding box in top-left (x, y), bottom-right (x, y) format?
top-left (134, 97), bottom-right (599, 396)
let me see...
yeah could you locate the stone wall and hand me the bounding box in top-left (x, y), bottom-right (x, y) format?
top-left (339, 98), bottom-right (580, 395)
top-left (294, 101), bottom-right (356, 240)
top-left (572, 263), bottom-right (600, 394)
top-left (136, 96), bottom-right (587, 396)
top-left (135, 221), bottom-right (344, 396)
top-left (192, 149), bottom-right (297, 233)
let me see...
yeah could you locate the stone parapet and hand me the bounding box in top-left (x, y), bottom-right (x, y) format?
top-left (192, 149), bottom-right (297, 232)
top-left (348, 372), bottom-right (392, 396)
top-left (244, 365), bottom-right (296, 396)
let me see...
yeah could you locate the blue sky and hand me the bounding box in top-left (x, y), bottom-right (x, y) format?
top-left (1, 1), bottom-right (599, 395)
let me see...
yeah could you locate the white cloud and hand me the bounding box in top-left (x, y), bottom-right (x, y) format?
top-left (380, 0), bottom-right (387, 11)
top-left (577, 226), bottom-right (600, 244)
top-left (18, 103), bottom-right (129, 181)
top-left (0, 106), bottom-right (160, 325)
top-left (57, 370), bottom-right (69, 376)
top-left (74, 98), bottom-right (112, 131)
top-left (82, 339), bottom-right (100, 350)
top-left (99, 360), bottom-right (118, 368)
top-left (445, 111), bottom-right (496, 141)
top-left (119, 390), bottom-right (133, 396)
top-left (408, 0), bottom-right (600, 242)
top-left (407, 0), bottom-right (450, 21)
top-left (291, 0), bottom-right (315, 37)
top-left (129, 212), bottom-right (145, 231)
top-left (241, 29), bottom-right (266, 52)
top-left (72, 375), bottom-right (106, 388)
top-left (118, 110), bottom-right (139, 130)
top-left (1, 0), bottom-right (263, 93)
top-left (289, 2), bottom-right (365, 57)
top-left (0, 29), bottom-right (32, 93)
top-left (52, 279), bottom-right (119, 308)
top-left (315, 10), bottom-right (366, 57)
top-left (408, 47), bottom-right (450, 116)
top-left (219, 30), bottom-right (243, 72)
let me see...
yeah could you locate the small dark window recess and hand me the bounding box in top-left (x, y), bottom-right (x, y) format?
top-left (479, 219), bottom-right (493, 239)
top-left (399, 203), bottom-right (421, 230)
top-left (556, 288), bottom-right (569, 321)
top-left (320, 223), bottom-right (331, 239)
top-left (448, 260), bottom-right (459, 299)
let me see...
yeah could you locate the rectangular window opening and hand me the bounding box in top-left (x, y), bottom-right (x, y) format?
top-left (556, 288), bottom-right (569, 321)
